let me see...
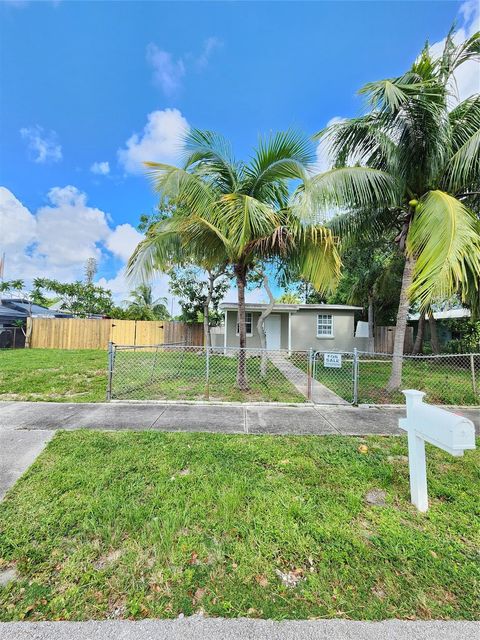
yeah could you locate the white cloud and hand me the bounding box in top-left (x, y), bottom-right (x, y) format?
top-left (146, 37), bottom-right (222, 95)
top-left (0, 186), bottom-right (144, 291)
top-left (90, 161), bottom-right (110, 175)
top-left (146, 43), bottom-right (185, 96)
top-left (430, 0), bottom-right (480, 104)
top-left (196, 37), bottom-right (223, 69)
top-left (19, 125), bottom-right (62, 164)
top-left (314, 116), bottom-right (345, 174)
top-left (118, 108), bottom-right (189, 175)
top-left (106, 223), bottom-right (143, 262)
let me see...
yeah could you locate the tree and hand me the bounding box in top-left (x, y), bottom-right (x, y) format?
top-left (316, 30), bottom-right (480, 389)
top-left (31, 278), bottom-right (114, 317)
top-left (0, 280), bottom-right (24, 296)
top-left (277, 291), bottom-right (302, 304)
top-left (123, 284), bottom-right (170, 321)
top-left (168, 265), bottom-right (230, 347)
top-left (128, 129), bottom-right (343, 390)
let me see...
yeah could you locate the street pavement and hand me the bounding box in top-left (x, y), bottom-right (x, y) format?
top-left (0, 617), bottom-right (479, 640)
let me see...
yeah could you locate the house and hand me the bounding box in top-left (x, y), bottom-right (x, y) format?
top-left (0, 298), bottom-right (71, 349)
top-left (212, 302), bottom-right (367, 352)
top-left (409, 308), bottom-right (473, 350)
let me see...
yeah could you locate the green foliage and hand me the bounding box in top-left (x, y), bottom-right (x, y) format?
top-left (319, 30), bottom-right (480, 309)
top-left (443, 318), bottom-right (480, 353)
top-left (0, 279), bottom-right (24, 295)
top-left (168, 266), bottom-right (230, 324)
top-left (121, 283), bottom-right (170, 321)
top-left (31, 278), bottom-right (114, 317)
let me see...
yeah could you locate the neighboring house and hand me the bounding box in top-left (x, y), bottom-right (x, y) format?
top-left (213, 302), bottom-right (367, 352)
top-left (0, 298), bottom-right (71, 348)
top-left (409, 308), bottom-right (472, 349)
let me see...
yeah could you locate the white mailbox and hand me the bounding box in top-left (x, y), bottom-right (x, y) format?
top-left (399, 390), bottom-right (476, 512)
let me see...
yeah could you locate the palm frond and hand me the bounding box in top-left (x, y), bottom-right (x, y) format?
top-left (407, 190), bottom-right (480, 307)
top-left (244, 130), bottom-right (314, 201)
top-left (294, 166), bottom-right (399, 221)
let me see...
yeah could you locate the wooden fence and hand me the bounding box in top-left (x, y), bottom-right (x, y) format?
top-left (25, 318), bottom-right (204, 350)
top-left (374, 325), bottom-right (414, 354)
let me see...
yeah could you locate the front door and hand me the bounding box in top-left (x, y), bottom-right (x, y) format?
top-left (265, 314), bottom-right (281, 350)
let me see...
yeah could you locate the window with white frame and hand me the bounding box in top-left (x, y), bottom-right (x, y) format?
top-left (236, 312), bottom-right (253, 336)
top-left (317, 314), bottom-right (334, 337)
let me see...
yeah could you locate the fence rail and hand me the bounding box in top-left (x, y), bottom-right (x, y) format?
top-left (107, 344), bottom-right (480, 406)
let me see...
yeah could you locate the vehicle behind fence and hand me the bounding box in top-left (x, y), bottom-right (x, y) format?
top-left (107, 343), bottom-right (479, 406)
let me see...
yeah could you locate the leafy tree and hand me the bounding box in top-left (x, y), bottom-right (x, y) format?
top-left (123, 283), bottom-right (170, 321)
top-left (0, 279), bottom-right (24, 296)
top-left (316, 31), bottom-right (480, 388)
top-left (277, 291), bottom-right (302, 304)
top-left (128, 129), bottom-right (343, 389)
top-left (168, 265), bottom-right (230, 347)
top-left (31, 278), bottom-right (114, 317)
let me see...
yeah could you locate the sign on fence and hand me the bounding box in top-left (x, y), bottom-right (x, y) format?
top-left (324, 353), bottom-right (342, 368)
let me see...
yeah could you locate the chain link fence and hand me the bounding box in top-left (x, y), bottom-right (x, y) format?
top-left (107, 344), bottom-right (312, 403)
top-left (106, 343), bottom-right (480, 406)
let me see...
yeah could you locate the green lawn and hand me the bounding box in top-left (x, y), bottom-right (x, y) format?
top-left (292, 353), bottom-right (479, 406)
top-left (0, 349), bottom-right (305, 403)
top-left (1, 431), bottom-right (479, 621)
top-left (0, 349), bottom-right (107, 402)
top-left (112, 349), bottom-right (305, 403)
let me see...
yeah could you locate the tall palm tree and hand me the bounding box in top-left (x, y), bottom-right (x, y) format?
top-left (128, 129), bottom-right (347, 389)
top-left (315, 30), bottom-right (480, 389)
top-left (125, 284), bottom-right (170, 320)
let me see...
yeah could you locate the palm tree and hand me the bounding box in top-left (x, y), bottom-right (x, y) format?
top-left (315, 30), bottom-right (480, 389)
top-left (128, 129), bottom-right (346, 389)
top-left (124, 284), bottom-right (170, 320)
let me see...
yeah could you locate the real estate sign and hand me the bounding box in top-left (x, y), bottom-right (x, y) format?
top-left (324, 353), bottom-right (342, 368)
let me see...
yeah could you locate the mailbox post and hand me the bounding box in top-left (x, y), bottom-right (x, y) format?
top-left (399, 390), bottom-right (476, 512)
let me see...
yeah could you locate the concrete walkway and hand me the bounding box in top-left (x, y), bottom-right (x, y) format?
top-left (0, 617), bottom-right (478, 640)
top-left (269, 353), bottom-right (349, 404)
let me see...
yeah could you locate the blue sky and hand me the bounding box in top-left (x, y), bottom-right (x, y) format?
top-left (0, 0), bottom-right (478, 306)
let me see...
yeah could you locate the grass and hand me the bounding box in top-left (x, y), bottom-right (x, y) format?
top-left (0, 349), bottom-right (107, 402)
top-left (292, 354), bottom-right (479, 406)
top-left (112, 350), bottom-right (305, 403)
top-left (0, 431), bottom-right (479, 621)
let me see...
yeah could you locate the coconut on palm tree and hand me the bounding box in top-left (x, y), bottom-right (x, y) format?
top-left (128, 129), bottom-right (347, 389)
top-left (315, 30), bottom-right (480, 389)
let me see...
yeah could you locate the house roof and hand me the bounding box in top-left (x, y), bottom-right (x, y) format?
top-left (0, 303), bottom-right (28, 319)
top-left (409, 308), bottom-right (471, 321)
top-left (220, 302), bottom-right (363, 313)
top-left (0, 298), bottom-right (71, 318)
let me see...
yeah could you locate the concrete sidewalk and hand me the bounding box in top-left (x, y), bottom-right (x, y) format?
top-left (1, 400), bottom-right (477, 501)
top-left (0, 617), bottom-right (478, 640)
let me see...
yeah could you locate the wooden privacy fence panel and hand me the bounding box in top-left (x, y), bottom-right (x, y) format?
top-left (27, 318), bottom-right (111, 350)
top-left (26, 318), bottom-right (204, 350)
top-left (374, 325), bottom-right (414, 354)
top-left (164, 321), bottom-right (204, 346)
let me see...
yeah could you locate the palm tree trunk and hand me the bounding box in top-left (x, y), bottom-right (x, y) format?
top-left (235, 263), bottom-right (249, 390)
top-left (412, 310), bottom-right (426, 355)
top-left (367, 293), bottom-right (375, 353)
top-left (428, 308), bottom-right (440, 354)
top-left (256, 270), bottom-right (275, 377)
top-left (387, 254), bottom-right (415, 391)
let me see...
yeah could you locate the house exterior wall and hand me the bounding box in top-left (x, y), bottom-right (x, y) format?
top-left (290, 310), bottom-right (367, 352)
top-left (216, 308), bottom-right (368, 352)
top-left (225, 311), bottom-right (289, 349)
